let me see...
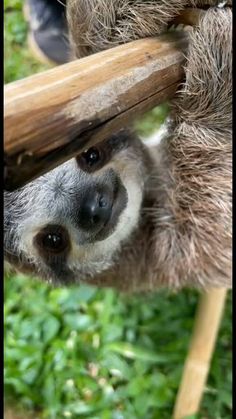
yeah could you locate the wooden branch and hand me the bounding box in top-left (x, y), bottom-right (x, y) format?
top-left (4, 8), bottom-right (205, 190)
top-left (173, 288), bottom-right (227, 419)
top-left (4, 31), bottom-right (190, 190)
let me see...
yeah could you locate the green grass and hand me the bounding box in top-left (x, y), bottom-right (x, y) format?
top-left (4, 274), bottom-right (232, 419)
top-left (4, 1), bottom-right (232, 418)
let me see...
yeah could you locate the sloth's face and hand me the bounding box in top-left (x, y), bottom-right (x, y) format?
top-left (4, 130), bottom-right (149, 285)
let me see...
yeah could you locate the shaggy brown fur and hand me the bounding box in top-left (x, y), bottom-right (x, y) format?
top-left (67, 0), bottom-right (232, 57)
top-left (66, 2), bottom-right (232, 291)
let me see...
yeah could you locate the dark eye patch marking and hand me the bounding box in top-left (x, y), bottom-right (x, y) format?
top-left (34, 225), bottom-right (71, 257)
top-left (76, 128), bottom-right (132, 173)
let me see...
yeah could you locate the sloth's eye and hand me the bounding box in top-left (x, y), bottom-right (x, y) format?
top-left (43, 233), bottom-right (64, 251)
top-left (77, 145), bottom-right (109, 172)
top-left (82, 147), bottom-right (101, 167)
top-left (34, 225), bottom-right (70, 256)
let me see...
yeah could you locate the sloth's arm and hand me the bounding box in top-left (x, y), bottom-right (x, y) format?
top-left (67, 0), bottom-right (231, 58)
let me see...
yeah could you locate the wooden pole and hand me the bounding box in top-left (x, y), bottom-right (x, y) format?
top-left (4, 31), bottom-right (189, 190)
top-left (173, 288), bottom-right (228, 419)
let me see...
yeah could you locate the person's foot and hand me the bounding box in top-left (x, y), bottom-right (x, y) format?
top-left (24, 0), bottom-right (70, 65)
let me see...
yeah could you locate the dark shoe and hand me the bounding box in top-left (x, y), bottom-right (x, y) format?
top-left (24, 0), bottom-right (70, 65)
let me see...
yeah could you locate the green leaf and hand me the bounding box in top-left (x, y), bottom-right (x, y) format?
top-left (105, 342), bottom-right (170, 363)
top-left (42, 316), bottom-right (60, 344)
top-left (63, 401), bottom-right (95, 416)
top-left (63, 314), bottom-right (92, 331)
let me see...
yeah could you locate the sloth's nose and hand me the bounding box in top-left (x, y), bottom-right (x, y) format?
top-left (78, 188), bottom-right (113, 231)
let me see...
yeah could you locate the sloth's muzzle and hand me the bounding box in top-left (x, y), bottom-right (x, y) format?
top-left (33, 172), bottom-right (128, 260)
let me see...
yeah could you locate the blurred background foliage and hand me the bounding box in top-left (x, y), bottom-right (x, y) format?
top-left (4, 1), bottom-right (232, 418)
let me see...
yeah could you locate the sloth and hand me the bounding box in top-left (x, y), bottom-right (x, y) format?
top-left (4, 1), bottom-right (232, 292)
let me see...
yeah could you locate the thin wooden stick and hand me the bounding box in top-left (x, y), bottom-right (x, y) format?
top-left (173, 288), bottom-right (228, 419)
